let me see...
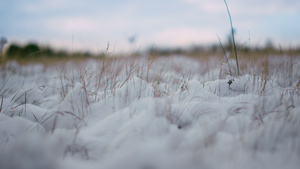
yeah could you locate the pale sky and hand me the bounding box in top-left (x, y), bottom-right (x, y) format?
top-left (1, 0), bottom-right (300, 53)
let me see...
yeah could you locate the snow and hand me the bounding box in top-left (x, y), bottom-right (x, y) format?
top-left (0, 55), bottom-right (300, 169)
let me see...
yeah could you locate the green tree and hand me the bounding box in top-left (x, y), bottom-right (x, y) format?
top-left (6, 44), bottom-right (22, 58)
top-left (20, 43), bottom-right (40, 58)
top-left (42, 47), bottom-right (54, 57)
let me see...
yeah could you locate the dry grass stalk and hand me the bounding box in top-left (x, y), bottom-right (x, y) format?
top-left (0, 95), bottom-right (3, 112)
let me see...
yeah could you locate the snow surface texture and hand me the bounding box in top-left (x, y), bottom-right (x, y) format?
top-left (0, 55), bottom-right (300, 169)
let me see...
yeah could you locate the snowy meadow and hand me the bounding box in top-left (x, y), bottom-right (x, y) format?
top-left (0, 54), bottom-right (300, 169)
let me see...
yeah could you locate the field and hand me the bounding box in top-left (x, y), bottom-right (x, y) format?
top-left (0, 54), bottom-right (300, 169)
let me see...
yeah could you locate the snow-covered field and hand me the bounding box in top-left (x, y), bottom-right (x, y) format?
top-left (0, 55), bottom-right (300, 169)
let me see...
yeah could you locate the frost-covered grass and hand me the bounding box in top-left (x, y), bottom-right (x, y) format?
top-left (0, 55), bottom-right (300, 169)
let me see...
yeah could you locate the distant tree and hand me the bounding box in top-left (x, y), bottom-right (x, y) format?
top-left (174, 48), bottom-right (184, 54)
top-left (191, 46), bottom-right (204, 54)
top-left (82, 51), bottom-right (91, 57)
top-left (41, 46), bottom-right (54, 57)
top-left (57, 50), bottom-right (68, 58)
top-left (264, 39), bottom-right (274, 52)
top-left (0, 37), bottom-right (7, 57)
top-left (297, 47), bottom-right (300, 53)
top-left (241, 46), bottom-right (250, 53)
top-left (225, 28), bottom-right (236, 57)
top-left (6, 44), bottom-right (22, 58)
top-left (20, 43), bottom-right (40, 58)
top-left (210, 44), bottom-right (219, 53)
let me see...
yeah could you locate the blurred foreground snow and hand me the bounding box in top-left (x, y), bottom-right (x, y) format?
top-left (0, 55), bottom-right (300, 169)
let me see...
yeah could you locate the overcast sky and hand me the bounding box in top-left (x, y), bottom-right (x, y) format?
top-left (1, 0), bottom-right (300, 53)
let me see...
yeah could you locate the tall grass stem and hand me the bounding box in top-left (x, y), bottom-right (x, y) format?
top-left (224, 0), bottom-right (240, 76)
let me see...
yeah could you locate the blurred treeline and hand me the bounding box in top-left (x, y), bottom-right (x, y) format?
top-left (149, 41), bottom-right (300, 57)
top-left (4, 43), bottom-right (92, 59)
top-left (3, 41), bottom-right (300, 60)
